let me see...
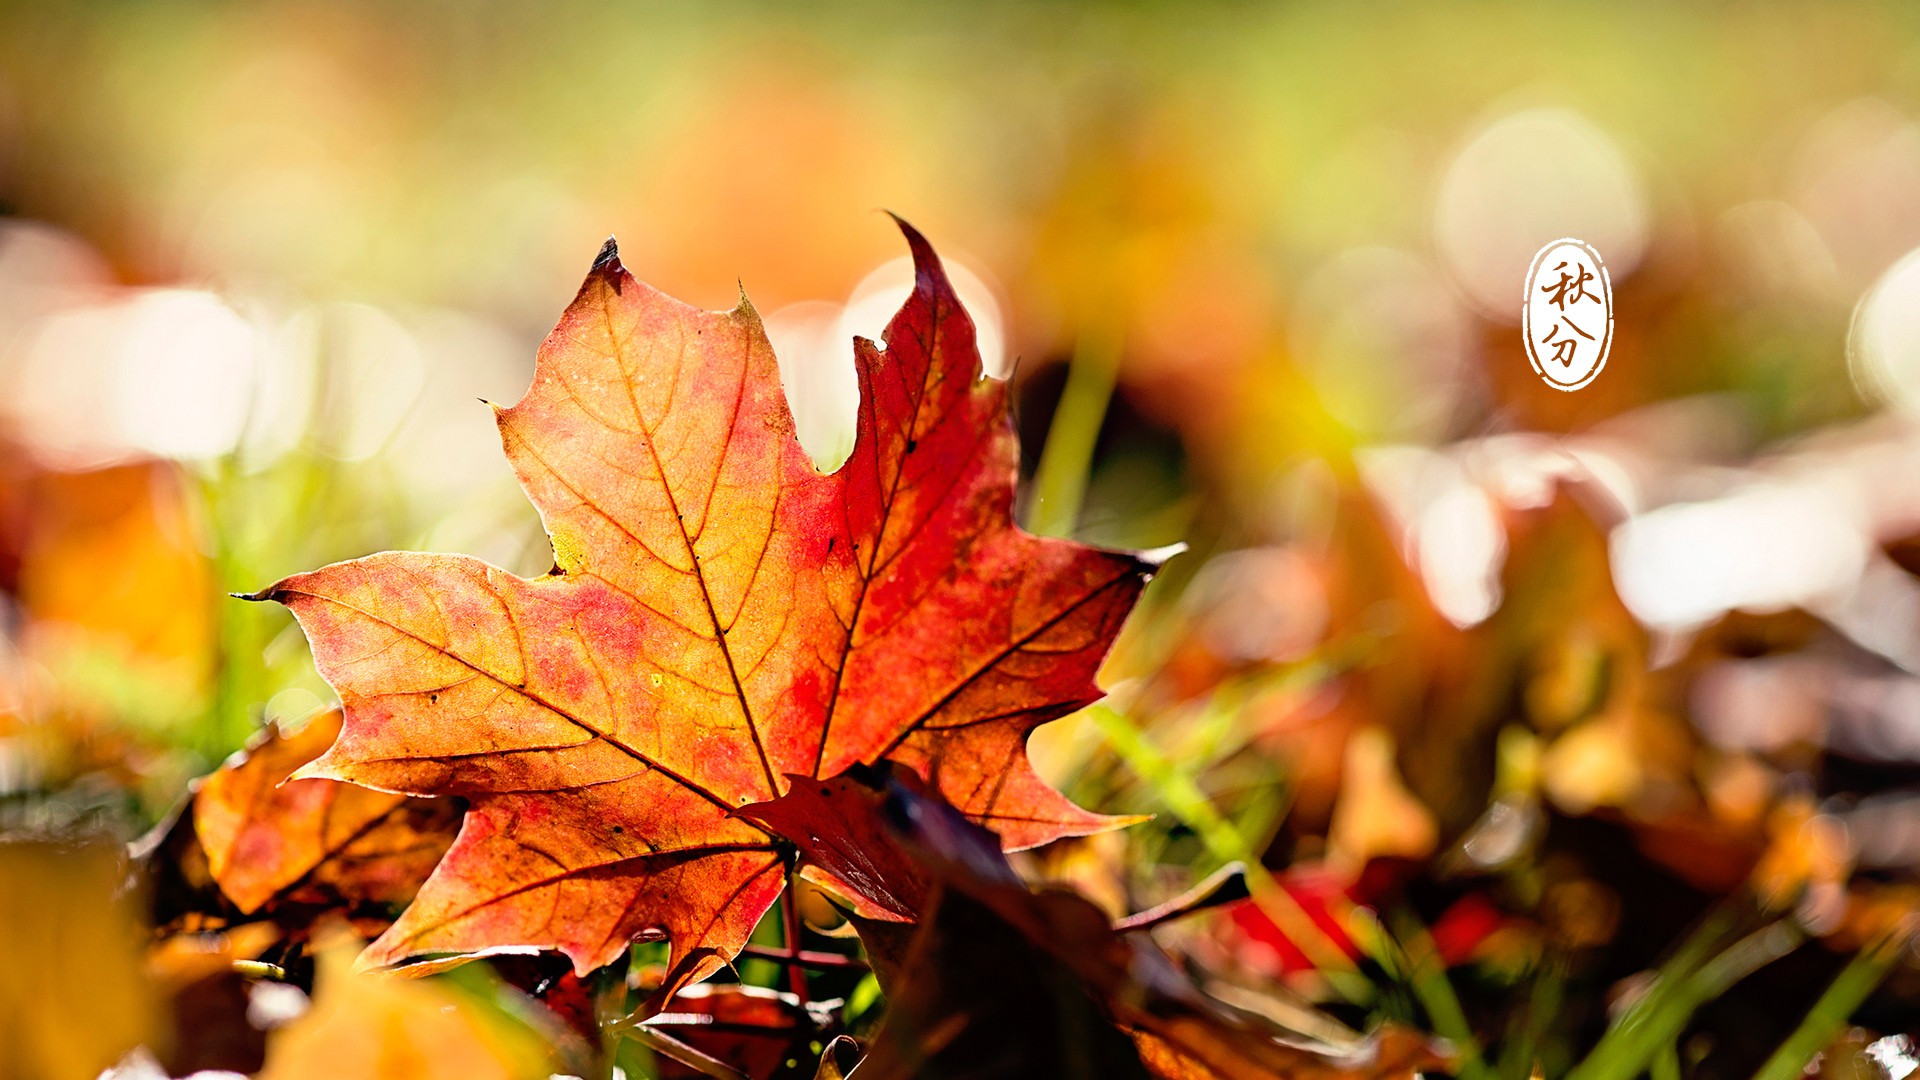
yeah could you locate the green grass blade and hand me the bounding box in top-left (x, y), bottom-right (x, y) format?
top-left (1749, 933), bottom-right (1907, 1080)
top-left (1390, 910), bottom-right (1493, 1080)
top-left (1027, 327), bottom-right (1121, 538)
top-left (1562, 907), bottom-right (1742, 1080)
top-left (1651, 1042), bottom-right (1681, 1080)
top-left (1085, 703), bottom-right (1366, 994)
top-left (1500, 961), bottom-right (1565, 1080)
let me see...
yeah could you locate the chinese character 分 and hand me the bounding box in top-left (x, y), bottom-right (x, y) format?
top-left (1540, 316), bottom-right (1596, 367)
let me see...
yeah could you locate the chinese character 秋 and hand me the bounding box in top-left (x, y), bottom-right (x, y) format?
top-left (1540, 260), bottom-right (1599, 311)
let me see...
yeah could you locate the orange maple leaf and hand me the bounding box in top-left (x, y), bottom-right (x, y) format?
top-left (195, 709), bottom-right (458, 916)
top-left (244, 220), bottom-right (1152, 996)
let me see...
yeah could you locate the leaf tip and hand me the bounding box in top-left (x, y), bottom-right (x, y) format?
top-left (884, 212), bottom-right (940, 282)
top-left (284, 759), bottom-right (328, 784)
top-left (348, 942), bottom-right (392, 975)
top-left (882, 212), bottom-right (968, 349)
top-left (1133, 542), bottom-right (1188, 571)
top-left (591, 234), bottom-right (622, 273)
top-left (587, 235), bottom-right (629, 295)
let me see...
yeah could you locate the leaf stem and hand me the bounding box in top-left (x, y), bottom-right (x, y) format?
top-left (612, 1025), bottom-right (748, 1080)
top-left (738, 944), bottom-right (867, 970)
top-left (783, 871), bottom-right (809, 1005)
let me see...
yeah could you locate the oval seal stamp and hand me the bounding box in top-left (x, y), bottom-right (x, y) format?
top-left (1523, 238), bottom-right (1612, 391)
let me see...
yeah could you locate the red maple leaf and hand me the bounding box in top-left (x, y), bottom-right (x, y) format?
top-left (244, 219), bottom-right (1152, 997)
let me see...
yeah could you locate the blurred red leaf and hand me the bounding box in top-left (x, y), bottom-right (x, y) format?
top-left (1228, 868), bottom-right (1363, 976)
top-left (1427, 894), bottom-right (1511, 968)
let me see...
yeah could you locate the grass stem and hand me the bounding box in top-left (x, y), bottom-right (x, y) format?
top-left (1028, 327), bottom-right (1121, 538)
top-left (1086, 703), bottom-right (1367, 998)
top-left (1749, 931), bottom-right (1908, 1080)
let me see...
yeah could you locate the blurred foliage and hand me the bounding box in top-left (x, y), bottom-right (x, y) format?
top-left (0, 840), bottom-right (164, 1080)
top-left (10, 1), bottom-right (1920, 1078)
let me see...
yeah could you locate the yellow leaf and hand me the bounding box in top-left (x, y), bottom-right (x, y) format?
top-left (258, 935), bottom-right (554, 1080)
top-left (0, 840), bottom-right (164, 1080)
top-left (1327, 727), bottom-right (1437, 873)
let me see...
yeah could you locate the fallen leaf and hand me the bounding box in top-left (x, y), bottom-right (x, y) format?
top-left (1127, 1020), bottom-right (1450, 1080)
top-left (135, 712), bottom-right (467, 1077)
top-left (813, 1035), bottom-right (860, 1080)
top-left (258, 934), bottom-right (555, 1080)
top-left (850, 881), bottom-right (1157, 1080)
top-left (139, 723), bottom-right (464, 1078)
top-left (247, 220), bottom-right (1152, 996)
top-left (747, 765), bottom-right (1447, 1080)
top-left (195, 709), bottom-right (460, 915)
top-left (645, 983), bottom-right (827, 1080)
top-left (1326, 726), bottom-right (1438, 874)
top-left (1113, 861), bottom-right (1252, 932)
top-left (138, 707), bottom-right (459, 967)
top-left (739, 764), bottom-right (1251, 933)
top-left (0, 839), bottom-right (165, 1080)
top-left (17, 461), bottom-right (216, 693)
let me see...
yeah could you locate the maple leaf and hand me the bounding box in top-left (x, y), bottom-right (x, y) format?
top-left (244, 219), bottom-right (1152, 995)
top-left (195, 709), bottom-right (459, 915)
